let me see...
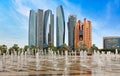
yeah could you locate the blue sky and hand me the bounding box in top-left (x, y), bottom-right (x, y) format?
top-left (0, 0), bottom-right (120, 48)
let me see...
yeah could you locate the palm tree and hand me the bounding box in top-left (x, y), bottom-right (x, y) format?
top-left (8, 47), bottom-right (14, 55)
top-left (74, 46), bottom-right (80, 51)
top-left (24, 45), bottom-right (29, 51)
top-left (59, 43), bottom-right (70, 51)
top-left (38, 46), bottom-right (43, 50)
top-left (12, 44), bottom-right (19, 55)
top-left (0, 45), bottom-right (7, 55)
top-left (90, 44), bottom-right (98, 51)
top-left (48, 42), bottom-right (55, 51)
top-left (79, 42), bottom-right (87, 51)
top-left (30, 45), bottom-right (37, 55)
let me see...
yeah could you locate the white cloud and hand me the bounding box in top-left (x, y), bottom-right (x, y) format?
top-left (12, 0), bottom-right (30, 17)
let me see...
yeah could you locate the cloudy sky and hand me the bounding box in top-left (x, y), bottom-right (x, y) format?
top-left (0, 0), bottom-right (120, 48)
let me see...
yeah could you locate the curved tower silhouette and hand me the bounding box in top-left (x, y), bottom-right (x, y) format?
top-left (56, 5), bottom-right (65, 48)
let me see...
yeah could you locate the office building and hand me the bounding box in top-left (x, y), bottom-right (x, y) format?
top-left (68, 15), bottom-right (77, 49)
top-left (74, 18), bottom-right (92, 49)
top-left (29, 9), bottom-right (37, 47)
top-left (36, 9), bottom-right (44, 47)
top-left (43, 9), bottom-right (54, 47)
top-left (103, 36), bottom-right (120, 49)
top-left (56, 5), bottom-right (65, 48)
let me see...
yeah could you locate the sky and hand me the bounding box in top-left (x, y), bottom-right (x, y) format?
top-left (0, 0), bottom-right (120, 48)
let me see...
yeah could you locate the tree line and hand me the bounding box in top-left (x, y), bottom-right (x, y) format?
top-left (0, 43), bottom-right (119, 55)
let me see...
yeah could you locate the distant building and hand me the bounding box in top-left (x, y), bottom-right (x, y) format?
top-left (103, 36), bottom-right (120, 49)
top-left (29, 9), bottom-right (37, 47)
top-left (43, 9), bottom-right (54, 48)
top-left (68, 15), bottom-right (77, 49)
top-left (56, 5), bottom-right (65, 48)
top-left (74, 18), bottom-right (92, 49)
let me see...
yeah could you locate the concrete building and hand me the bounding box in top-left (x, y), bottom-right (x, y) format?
top-left (74, 18), bottom-right (92, 49)
top-left (103, 36), bottom-right (120, 49)
top-left (56, 5), bottom-right (65, 48)
top-left (68, 15), bottom-right (77, 49)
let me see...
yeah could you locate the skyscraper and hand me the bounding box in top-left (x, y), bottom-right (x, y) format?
top-left (74, 18), bottom-right (92, 49)
top-left (43, 9), bottom-right (54, 48)
top-left (29, 9), bottom-right (37, 47)
top-left (68, 15), bottom-right (77, 49)
top-left (83, 18), bottom-right (92, 48)
top-left (29, 9), bottom-right (54, 48)
top-left (36, 9), bottom-right (44, 47)
top-left (56, 5), bottom-right (65, 48)
top-left (74, 20), bottom-right (83, 48)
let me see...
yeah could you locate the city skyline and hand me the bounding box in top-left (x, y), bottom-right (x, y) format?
top-left (0, 0), bottom-right (120, 48)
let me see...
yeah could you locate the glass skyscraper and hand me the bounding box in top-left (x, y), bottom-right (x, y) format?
top-left (29, 9), bottom-right (54, 48)
top-left (43, 9), bottom-right (54, 47)
top-left (36, 9), bottom-right (44, 47)
top-left (68, 15), bottom-right (77, 49)
top-left (56, 5), bottom-right (65, 48)
top-left (29, 9), bottom-right (37, 47)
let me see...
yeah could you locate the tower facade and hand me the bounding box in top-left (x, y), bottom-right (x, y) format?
top-left (56, 5), bottom-right (65, 48)
top-left (83, 18), bottom-right (92, 48)
top-left (103, 36), bottom-right (120, 49)
top-left (36, 9), bottom-right (44, 47)
top-left (74, 18), bottom-right (92, 49)
top-left (68, 15), bottom-right (77, 49)
top-left (74, 20), bottom-right (83, 48)
top-left (29, 9), bottom-right (54, 48)
top-left (43, 9), bottom-right (54, 47)
top-left (29, 9), bottom-right (37, 47)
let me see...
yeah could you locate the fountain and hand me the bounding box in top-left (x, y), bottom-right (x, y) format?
top-left (17, 55), bottom-right (20, 71)
top-left (0, 61), bottom-right (3, 71)
top-left (24, 51), bottom-right (27, 66)
top-left (36, 52), bottom-right (40, 71)
top-left (0, 49), bottom-right (120, 76)
top-left (115, 49), bottom-right (118, 55)
top-left (65, 51), bottom-right (70, 66)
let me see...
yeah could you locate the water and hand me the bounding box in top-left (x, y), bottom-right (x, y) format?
top-left (0, 49), bottom-right (120, 76)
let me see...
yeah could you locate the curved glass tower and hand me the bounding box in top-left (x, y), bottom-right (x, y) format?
top-left (29, 9), bottom-right (36, 47)
top-left (56, 5), bottom-right (65, 48)
top-left (44, 9), bottom-right (54, 47)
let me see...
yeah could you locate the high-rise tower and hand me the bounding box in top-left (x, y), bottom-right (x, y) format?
top-left (74, 18), bottom-right (92, 49)
top-left (36, 9), bottom-right (44, 47)
top-left (43, 9), bottom-right (54, 48)
top-left (68, 15), bottom-right (77, 50)
top-left (83, 18), bottom-right (92, 48)
top-left (29, 9), bottom-right (37, 47)
top-left (56, 5), bottom-right (65, 48)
